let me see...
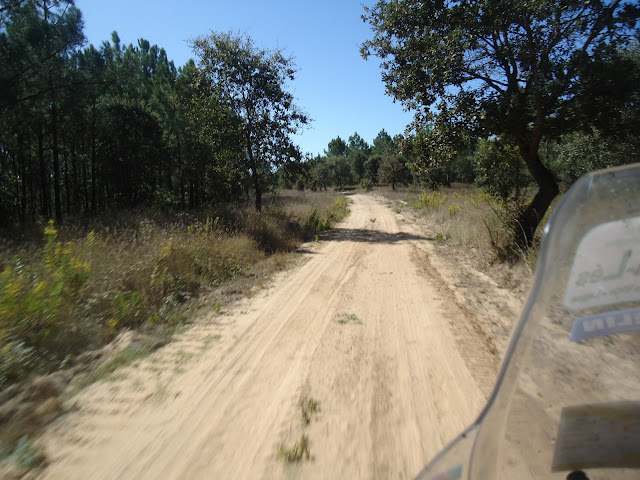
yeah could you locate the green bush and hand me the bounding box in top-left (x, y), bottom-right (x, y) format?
top-left (360, 178), bottom-right (374, 192)
top-left (419, 191), bottom-right (448, 209)
top-left (0, 221), bottom-right (95, 387)
top-left (474, 139), bottom-right (532, 201)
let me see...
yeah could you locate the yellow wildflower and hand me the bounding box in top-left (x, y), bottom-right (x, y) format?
top-left (44, 220), bottom-right (58, 238)
top-left (34, 281), bottom-right (48, 294)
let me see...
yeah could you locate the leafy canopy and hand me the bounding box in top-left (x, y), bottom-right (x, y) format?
top-left (362, 0), bottom-right (640, 248)
top-left (362, 0), bottom-right (640, 141)
top-left (192, 32), bottom-right (309, 211)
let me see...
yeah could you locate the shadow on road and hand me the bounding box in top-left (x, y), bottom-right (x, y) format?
top-left (326, 227), bottom-right (433, 244)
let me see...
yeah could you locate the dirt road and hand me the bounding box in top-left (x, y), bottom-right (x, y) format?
top-left (37, 193), bottom-right (502, 479)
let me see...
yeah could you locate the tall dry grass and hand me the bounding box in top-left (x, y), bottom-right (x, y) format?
top-left (0, 191), bottom-right (350, 391)
top-left (378, 183), bottom-right (553, 288)
top-left (380, 184), bottom-right (505, 250)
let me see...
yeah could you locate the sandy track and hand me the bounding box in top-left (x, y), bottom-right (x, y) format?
top-left (37, 193), bottom-right (500, 480)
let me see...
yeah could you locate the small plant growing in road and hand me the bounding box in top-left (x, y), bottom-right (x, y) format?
top-left (300, 397), bottom-right (319, 425)
top-left (278, 434), bottom-right (310, 462)
top-left (370, 218), bottom-right (376, 223)
top-left (336, 312), bottom-right (361, 324)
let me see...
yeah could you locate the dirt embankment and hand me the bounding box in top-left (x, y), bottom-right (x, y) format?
top-left (25, 193), bottom-right (524, 479)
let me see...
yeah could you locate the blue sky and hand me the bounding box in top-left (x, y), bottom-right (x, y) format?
top-left (74, 0), bottom-right (415, 157)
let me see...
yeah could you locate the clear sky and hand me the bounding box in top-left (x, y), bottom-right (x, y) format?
top-left (74, 0), bottom-right (414, 157)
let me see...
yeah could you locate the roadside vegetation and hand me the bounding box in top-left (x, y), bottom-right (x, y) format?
top-left (1, 0), bottom-right (639, 473)
top-left (0, 191), bottom-right (349, 391)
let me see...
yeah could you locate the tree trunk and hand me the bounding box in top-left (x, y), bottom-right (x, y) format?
top-left (516, 144), bottom-right (559, 249)
top-left (37, 121), bottom-right (50, 218)
top-left (52, 103), bottom-right (62, 222)
top-left (246, 140), bottom-right (262, 212)
top-left (91, 100), bottom-right (97, 211)
top-left (18, 134), bottom-right (27, 223)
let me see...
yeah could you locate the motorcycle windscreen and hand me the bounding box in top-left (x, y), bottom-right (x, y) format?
top-left (416, 163), bottom-right (640, 480)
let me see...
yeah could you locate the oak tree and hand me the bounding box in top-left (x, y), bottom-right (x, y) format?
top-left (362, 0), bottom-right (640, 247)
top-left (192, 32), bottom-right (308, 211)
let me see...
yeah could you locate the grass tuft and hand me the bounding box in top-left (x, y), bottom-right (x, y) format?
top-left (300, 397), bottom-right (319, 425)
top-left (278, 434), bottom-right (310, 463)
top-left (336, 312), bottom-right (361, 325)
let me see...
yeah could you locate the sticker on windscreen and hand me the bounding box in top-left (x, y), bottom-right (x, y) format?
top-left (563, 216), bottom-right (640, 311)
top-left (552, 401), bottom-right (640, 471)
top-left (570, 307), bottom-right (640, 341)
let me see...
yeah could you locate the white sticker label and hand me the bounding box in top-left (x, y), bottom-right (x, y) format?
top-left (563, 216), bottom-right (640, 311)
top-left (552, 402), bottom-right (640, 471)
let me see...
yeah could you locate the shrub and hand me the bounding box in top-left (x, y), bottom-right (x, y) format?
top-left (360, 178), bottom-right (374, 192)
top-left (474, 139), bottom-right (532, 201)
top-left (419, 191), bottom-right (448, 209)
top-left (0, 221), bottom-right (95, 387)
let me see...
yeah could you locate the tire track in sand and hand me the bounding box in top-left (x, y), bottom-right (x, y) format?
top-left (38, 193), bottom-right (496, 480)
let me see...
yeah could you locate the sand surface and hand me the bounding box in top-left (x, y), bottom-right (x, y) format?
top-left (36, 193), bottom-right (513, 479)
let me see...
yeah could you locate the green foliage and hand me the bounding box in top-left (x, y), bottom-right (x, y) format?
top-left (108, 291), bottom-right (146, 330)
top-left (364, 155), bottom-right (381, 184)
top-left (326, 136), bottom-right (347, 157)
top-left (378, 153), bottom-right (411, 190)
top-left (549, 130), bottom-right (638, 190)
top-left (308, 156), bottom-right (333, 191)
top-left (278, 434), bottom-right (310, 463)
top-left (360, 178), bottom-right (374, 192)
top-left (2, 435), bottom-right (46, 469)
top-left (336, 312), bottom-right (361, 324)
top-left (404, 126), bottom-right (457, 190)
top-left (299, 397), bottom-right (319, 425)
top-left (304, 209), bottom-right (331, 235)
top-left (419, 191), bottom-right (447, 209)
top-left (191, 31), bottom-right (309, 212)
top-left (0, 192), bottom-right (350, 390)
top-left (362, 0), bottom-right (640, 247)
top-left (474, 139), bottom-right (532, 201)
top-left (303, 196), bottom-right (349, 237)
top-left (347, 132), bottom-right (371, 181)
top-left (371, 129), bottom-right (394, 156)
top-left (0, 221), bottom-right (95, 387)
top-left (450, 149), bottom-right (476, 184)
top-left (448, 203), bottom-right (461, 216)
top-left (326, 156), bottom-right (353, 189)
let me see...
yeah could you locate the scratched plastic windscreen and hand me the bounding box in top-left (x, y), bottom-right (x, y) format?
top-left (416, 163), bottom-right (640, 480)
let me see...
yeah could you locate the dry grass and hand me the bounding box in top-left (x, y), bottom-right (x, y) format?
top-left (378, 183), bottom-right (556, 291)
top-left (379, 184), bottom-right (504, 251)
top-left (0, 191), bottom-right (350, 392)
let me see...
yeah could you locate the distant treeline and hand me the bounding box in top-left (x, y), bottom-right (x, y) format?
top-left (2, 0), bottom-right (638, 232)
top-left (0, 1), bottom-right (306, 227)
top-left (288, 126), bottom-right (639, 200)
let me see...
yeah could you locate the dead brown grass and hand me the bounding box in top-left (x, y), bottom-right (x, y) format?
top-left (377, 184), bottom-right (547, 291)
